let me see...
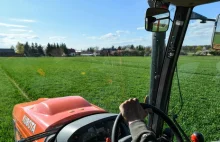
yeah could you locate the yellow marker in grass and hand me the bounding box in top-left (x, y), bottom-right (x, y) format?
top-left (81, 72), bottom-right (86, 75)
top-left (37, 68), bottom-right (45, 77)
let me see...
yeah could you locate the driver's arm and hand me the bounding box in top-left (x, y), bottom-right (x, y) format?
top-left (119, 98), bottom-right (156, 142)
top-left (129, 120), bottom-right (156, 142)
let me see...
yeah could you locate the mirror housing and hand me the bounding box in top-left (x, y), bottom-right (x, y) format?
top-left (212, 14), bottom-right (220, 50)
top-left (145, 8), bottom-right (170, 32)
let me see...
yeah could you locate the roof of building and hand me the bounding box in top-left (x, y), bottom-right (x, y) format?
top-left (0, 49), bottom-right (15, 53)
top-left (68, 48), bottom-right (76, 53)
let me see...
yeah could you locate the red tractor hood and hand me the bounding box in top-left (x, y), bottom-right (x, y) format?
top-left (13, 96), bottom-right (106, 140)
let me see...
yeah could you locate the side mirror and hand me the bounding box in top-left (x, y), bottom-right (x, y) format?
top-left (145, 8), bottom-right (170, 32)
top-left (212, 14), bottom-right (220, 50)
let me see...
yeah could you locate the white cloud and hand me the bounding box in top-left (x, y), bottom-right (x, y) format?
top-left (86, 30), bottom-right (129, 41)
top-left (116, 30), bottom-right (129, 34)
top-left (137, 27), bottom-right (145, 30)
top-left (187, 21), bottom-right (214, 36)
top-left (183, 20), bottom-right (214, 45)
top-left (87, 36), bottom-right (98, 40)
top-left (0, 33), bottom-right (39, 47)
top-left (1, 38), bottom-right (19, 47)
top-left (111, 37), bottom-right (151, 45)
top-left (2, 34), bottom-right (38, 40)
top-left (26, 35), bottom-right (39, 39)
top-left (100, 33), bottom-right (119, 40)
top-left (49, 36), bottom-right (66, 40)
top-left (10, 18), bottom-right (36, 23)
top-left (87, 33), bottom-right (120, 40)
top-left (0, 22), bottom-right (27, 28)
top-left (49, 36), bottom-right (67, 43)
top-left (0, 33), bottom-right (38, 39)
top-left (10, 29), bottom-right (33, 32)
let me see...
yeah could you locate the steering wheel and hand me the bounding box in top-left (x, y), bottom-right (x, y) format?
top-left (111, 103), bottom-right (184, 142)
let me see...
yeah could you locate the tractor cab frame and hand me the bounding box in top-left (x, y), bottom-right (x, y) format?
top-left (14, 0), bottom-right (220, 142)
top-left (146, 0), bottom-right (220, 140)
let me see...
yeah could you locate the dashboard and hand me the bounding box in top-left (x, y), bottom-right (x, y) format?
top-left (54, 113), bottom-right (130, 142)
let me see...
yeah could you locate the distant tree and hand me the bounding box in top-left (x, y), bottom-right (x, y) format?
top-left (56, 43), bottom-right (60, 49)
top-left (130, 44), bottom-right (135, 49)
top-left (87, 47), bottom-right (95, 52)
top-left (46, 43), bottom-right (52, 56)
top-left (118, 46), bottom-right (122, 50)
top-left (94, 46), bottom-right (99, 52)
top-left (210, 50), bottom-right (220, 56)
top-left (53, 43), bottom-right (56, 49)
top-left (30, 43), bottom-right (37, 56)
top-left (10, 45), bottom-right (15, 49)
top-left (15, 42), bottom-right (24, 54)
top-left (31, 43), bottom-right (34, 49)
top-left (145, 47), bottom-right (151, 56)
top-left (192, 46), bottom-right (197, 53)
top-left (37, 45), bottom-right (45, 56)
top-left (45, 43), bottom-right (64, 56)
top-left (24, 42), bottom-right (30, 56)
top-left (60, 43), bottom-right (68, 55)
top-left (136, 45), bottom-right (144, 51)
top-left (196, 46), bottom-right (202, 52)
top-left (35, 43), bottom-right (38, 49)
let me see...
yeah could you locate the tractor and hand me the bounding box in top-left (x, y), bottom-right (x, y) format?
top-left (13, 0), bottom-right (220, 141)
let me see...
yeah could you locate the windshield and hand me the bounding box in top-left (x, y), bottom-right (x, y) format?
top-left (0, 1), bottom-right (219, 142)
top-left (169, 3), bottom-right (220, 141)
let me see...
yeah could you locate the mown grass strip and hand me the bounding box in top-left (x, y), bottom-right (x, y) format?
top-left (1, 67), bottom-right (31, 101)
top-left (0, 67), bottom-right (28, 141)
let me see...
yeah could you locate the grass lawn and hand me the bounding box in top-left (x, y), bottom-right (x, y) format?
top-left (0, 56), bottom-right (219, 141)
top-left (213, 32), bottom-right (220, 44)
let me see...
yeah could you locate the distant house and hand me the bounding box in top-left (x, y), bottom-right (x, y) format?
top-left (81, 51), bottom-right (94, 56)
top-left (75, 50), bottom-right (81, 56)
top-left (93, 50), bottom-right (100, 56)
top-left (0, 49), bottom-right (15, 57)
top-left (100, 48), bottom-right (117, 56)
top-left (67, 48), bottom-right (76, 56)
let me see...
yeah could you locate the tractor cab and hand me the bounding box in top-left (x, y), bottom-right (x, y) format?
top-left (13, 0), bottom-right (220, 142)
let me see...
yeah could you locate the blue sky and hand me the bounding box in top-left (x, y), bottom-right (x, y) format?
top-left (0, 0), bottom-right (219, 50)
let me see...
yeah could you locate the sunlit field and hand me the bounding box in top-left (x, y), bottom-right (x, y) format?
top-left (0, 56), bottom-right (219, 141)
top-left (214, 33), bottom-right (220, 44)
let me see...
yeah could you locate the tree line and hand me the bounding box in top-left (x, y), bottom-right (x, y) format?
top-left (87, 45), bottom-right (149, 52)
top-left (86, 45), bottom-right (152, 56)
top-left (45, 43), bottom-right (68, 56)
top-left (181, 45), bottom-right (211, 53)
top-left (12, 42), bottom-right (220, 57)
top-left (13, 42), bottom-right (68, 57)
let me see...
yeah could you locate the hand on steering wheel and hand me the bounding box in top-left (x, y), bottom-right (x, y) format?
top-left (119, 98), bottom-right (151, 125)
top-left (111, 98), bottom-right (184, 142)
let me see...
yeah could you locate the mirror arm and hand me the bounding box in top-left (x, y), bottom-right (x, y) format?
top-left (206, 19), bottom-right (216, 22)
top-left (191, 11), bottom-right (216, 23)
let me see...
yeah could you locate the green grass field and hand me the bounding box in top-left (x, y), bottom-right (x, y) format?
top-left (0, 56), bottom-right (219, 141)
top-left (152, 24), bottom-right (168, 32)
top-left (214, 33), bottom-right (220, 44)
